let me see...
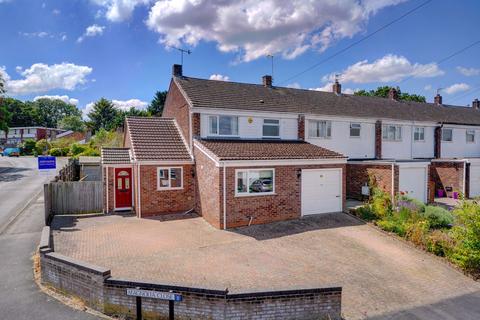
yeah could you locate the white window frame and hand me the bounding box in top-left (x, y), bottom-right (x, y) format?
top-left (308, 120), bottom-right (332, 139)
top-left (466, 129), bottom-right (475, 143)
top-left (349, 123), bottom-right (361, 138)
top-left (157, 167), bottom-right (183, 190)
top-left (413, 127), bottom-right (425, 142)
top-left (262, 119), bottom-right (280, 138)
top-left (207, 115), bottom-right (239, 137)
top-left (382, 125), bottom-right (402, 141)
top-left (235, 168), bottom-right (275, 197)
top-left (442, 128), bottom-right (453, 142)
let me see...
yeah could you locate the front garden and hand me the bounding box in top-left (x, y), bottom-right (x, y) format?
top-left (353, 184), bottom-right (480, 279)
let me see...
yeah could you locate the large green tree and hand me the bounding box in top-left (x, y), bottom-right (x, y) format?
top-left (355, 86), bottom-right (426, 103)
top-left (2, 98), bottom-right (39, 127)
top-left (0, 74), bottom-right (10, 133)
top-left (147, 91), bottom-right (167, 116)
top-left (87, 98), bottom-right (120, 132)
top-left (34, 98), bottom-right (81, 128)
top-left (58, 115), bottom-right (86, 132)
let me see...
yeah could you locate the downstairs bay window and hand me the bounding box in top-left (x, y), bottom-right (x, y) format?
top-left (236, 169), bottom-right (275, 196)
top-left (157, 167), bottom-right (183, 190)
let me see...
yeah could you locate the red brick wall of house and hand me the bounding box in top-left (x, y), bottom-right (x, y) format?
top-left (138, 164), bottom-right (195, 217)
top-left (347, 163), bottom-right (399, 200)
top-left (192, 113), bottom-right (200, 138)
top-left (163, 81), bottom-right (192, 147)
top-left (223, 164), bottom-right (347, 228)
top-left (298, 115), bottom-right (305, 141)
top-left (430, 161), bottom-right (465, 197)
top-left (193, 147), bottom-right (222, 228)
top-left (37, 128), bottom-right (47, 140)
top-left (374, 121), bottom-right (382, 159)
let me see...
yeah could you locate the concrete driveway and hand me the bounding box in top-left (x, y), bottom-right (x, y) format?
top-left (52, 212), bottom-right (480, 320)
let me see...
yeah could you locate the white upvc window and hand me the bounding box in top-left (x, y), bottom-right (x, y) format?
top-left (414, 127), bottom-right (425, 142)
top-left (157, 167), bottom-right (183, 190)
top-left (349, 123), bottom-right (361, 137)
top-left (308, 120), bottom-right (331, 138)
top-left (382, 125), bottom-right (402, 141)
top-left (442, 128), bottom-right (453, 142)
top-left (262, 119), bottom-right (280, 138)
top-left (208, 115), bottom-right (239, 136)
top-left (236, 169), bottom-right (275, 196)
top-left (466, 129), bottom-right (475, 143)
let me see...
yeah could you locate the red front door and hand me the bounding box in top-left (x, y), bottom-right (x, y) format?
top-left (115, 168), bottom-right (132, 209)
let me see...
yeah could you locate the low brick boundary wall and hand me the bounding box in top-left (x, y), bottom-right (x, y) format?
top-left (39, 227), bottom-right (342, 319)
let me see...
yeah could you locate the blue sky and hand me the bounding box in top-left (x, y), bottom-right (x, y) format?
top-left (1, 0), bottom-right (480, 116)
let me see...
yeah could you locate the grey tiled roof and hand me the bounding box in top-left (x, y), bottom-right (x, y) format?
top-left (196, 139), bottom-right (345, 161)
top-left (175, 77), bottom-right (480, 126)
top-left (101, 148), bottom-right (131, 165)
top-left (126, 117), bottom-right (192, 162)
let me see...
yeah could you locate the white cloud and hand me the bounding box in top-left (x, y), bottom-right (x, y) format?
top-left (91, 0), bottom-right (152, 22)
top-left (2, 63), bottom-right (92, 95)
top-left (77, 24), bottom-right (105, 43)
top-left (443, 83), bottom-right (470, 95)
top-left (52, 9), bottom-right (61, 15)
top-left (323, 54), bottom-right (444, 84)
top-left (209, 74), bottom-right (229, 81)
top-left (112, 99), bottom-right (148, 110)
top-left (457, 66), bottom-right (480, 77)
top-left (424, 84), bottom-right (432, 91)
top-left (20, 31), bottom-right (50, 38)
top-left (286, 82), bottom-right (301, 89)
top-left (34, 95), bottom-right (79, 105)
top-left (308, 82), bottom-right (355, 94)
top-left (146, 0), bottom-right (406, 62)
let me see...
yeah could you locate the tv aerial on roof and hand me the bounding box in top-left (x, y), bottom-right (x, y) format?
top-left (172, 47), bottom-right (192, 66)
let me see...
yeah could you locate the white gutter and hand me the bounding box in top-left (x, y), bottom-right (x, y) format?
top-left (223, 163), bottom-right (227, 230)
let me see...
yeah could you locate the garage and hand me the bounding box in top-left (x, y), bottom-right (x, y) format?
top-left (301, 168), bottom-right (343, 215)
top-left (398, 163), bottom-right (429, 203)
top-left (468, 161), bottom-right (480, 197)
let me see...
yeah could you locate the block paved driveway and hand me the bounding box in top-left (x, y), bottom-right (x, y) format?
top-left (52, 213), bottom-right (480, 320)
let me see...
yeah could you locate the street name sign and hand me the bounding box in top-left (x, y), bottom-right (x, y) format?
top-left (126, 288), bottom-right (182, 302)
top-left (38, 156), bottom-right (56, 170)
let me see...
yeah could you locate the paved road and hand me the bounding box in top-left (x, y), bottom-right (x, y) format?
top-left (0, 157), bottom-right (98, 320)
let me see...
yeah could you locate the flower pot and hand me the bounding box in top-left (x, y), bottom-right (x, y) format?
top-left (437, 189), bottom-right (445, 198)
top-left (453, 192), bottom-right (459, 199)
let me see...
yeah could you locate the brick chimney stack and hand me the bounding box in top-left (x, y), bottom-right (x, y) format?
top-left (472, 98), bottom-right (480, 110)
top-left (434, 94), bottom-right (443, 105)
top-left (388, 87), bottom-right (399, 101)
top-left (332, 80), bottom-right (341, 95)
top-left (172, 64), bottom-right (183, 77)
top-left (262, 75), bottom-right (272, 87)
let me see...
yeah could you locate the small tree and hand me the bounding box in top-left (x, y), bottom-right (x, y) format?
top-left (58, 115), bottom-right (86, 132)
top-left (355, 86), bottom-right (426, 103)
top-left (20, 138), bottom-right (37, 155)
top-left (87, 98), bottom-right (119, 132)
top-left (147, 91), bottom-right (167, 116)
top-left (35, 139), bottom-right (51, 155)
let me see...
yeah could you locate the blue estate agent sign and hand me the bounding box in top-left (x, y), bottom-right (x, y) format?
top-left (126, 288), bottom-right (182, 302)
top-left (38, 156), bottom-right (56, 170)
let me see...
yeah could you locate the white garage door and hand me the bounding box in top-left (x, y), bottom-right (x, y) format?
top-left (301, 169), bottom-right (342, 216)
top-left (399, 167), bottom-right (427, 203)
top-left (469, 165), bottom-right (480, 197)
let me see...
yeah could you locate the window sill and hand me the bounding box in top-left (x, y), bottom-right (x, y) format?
top-left (157, 187), bottom-right (184, 191)
top-left (235, 192), bottom-right (276, 198)
top-left (308, 136), bottom-right (332, 140)
top-left (349, 136), bottom-right (361, 139)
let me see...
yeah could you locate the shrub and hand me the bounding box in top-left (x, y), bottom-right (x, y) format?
top-left (422, 206), bottom-right (453, 229)
top-left (49, 148), bottom-right (64, 157)
top-left (405, 220), bottom-right (430, 247)
top-left (20, 138), bottom-right (37, 155)
top-left (370, 187), bottom-right (392, 218)
top-left (397, 195), bottom-right (426, 213)
top-left (355, 205), bottom-right (377, 221)
top-left (78, 147), bottom-right (100, 157)
top-left (449, 200), bottom-right (480, 275)
top-left (70, 143), bottom-right (87, 156)
top-left (426, 230), bottom-right (454, 257)
top-left (35, 139), bottom-right (51, 155)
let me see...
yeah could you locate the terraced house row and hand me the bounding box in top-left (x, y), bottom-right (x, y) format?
top-left (101, 64), bottom-right (480, 229)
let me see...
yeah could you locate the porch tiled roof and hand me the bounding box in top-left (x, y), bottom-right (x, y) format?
top-left (101, 148), bottom-right (131, 165)
top-left (195, 139), bottom-right (345, 161)
top-left (126, 117), bottom-right (192, 162)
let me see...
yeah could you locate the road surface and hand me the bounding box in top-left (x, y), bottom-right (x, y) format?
top-left (0, 156), bottom-right (98, 319)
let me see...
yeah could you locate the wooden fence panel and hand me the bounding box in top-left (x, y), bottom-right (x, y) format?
top-left (50, 181), bottom-right (103, 214)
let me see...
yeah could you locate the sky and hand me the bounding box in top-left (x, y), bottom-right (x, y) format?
top-left (1, 0), bottom-right (480, 118)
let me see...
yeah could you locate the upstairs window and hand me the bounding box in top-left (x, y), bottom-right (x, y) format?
top-left (350, 123), bottom-right (361, 137)
top-left (309, 120), bottom-right (331, 138)
top-left (442, 128), bottom-right (453, 142)
top-left (466, 130), bottom-right (475, 143)
top-left (382, 125), bottom-right (402, 141)
top-left (262, 119), bottom-right (280, 138)
top-left (414, 127), bottom-right (425, 142)
top-left (208, 115), bottom-right (238, 136)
